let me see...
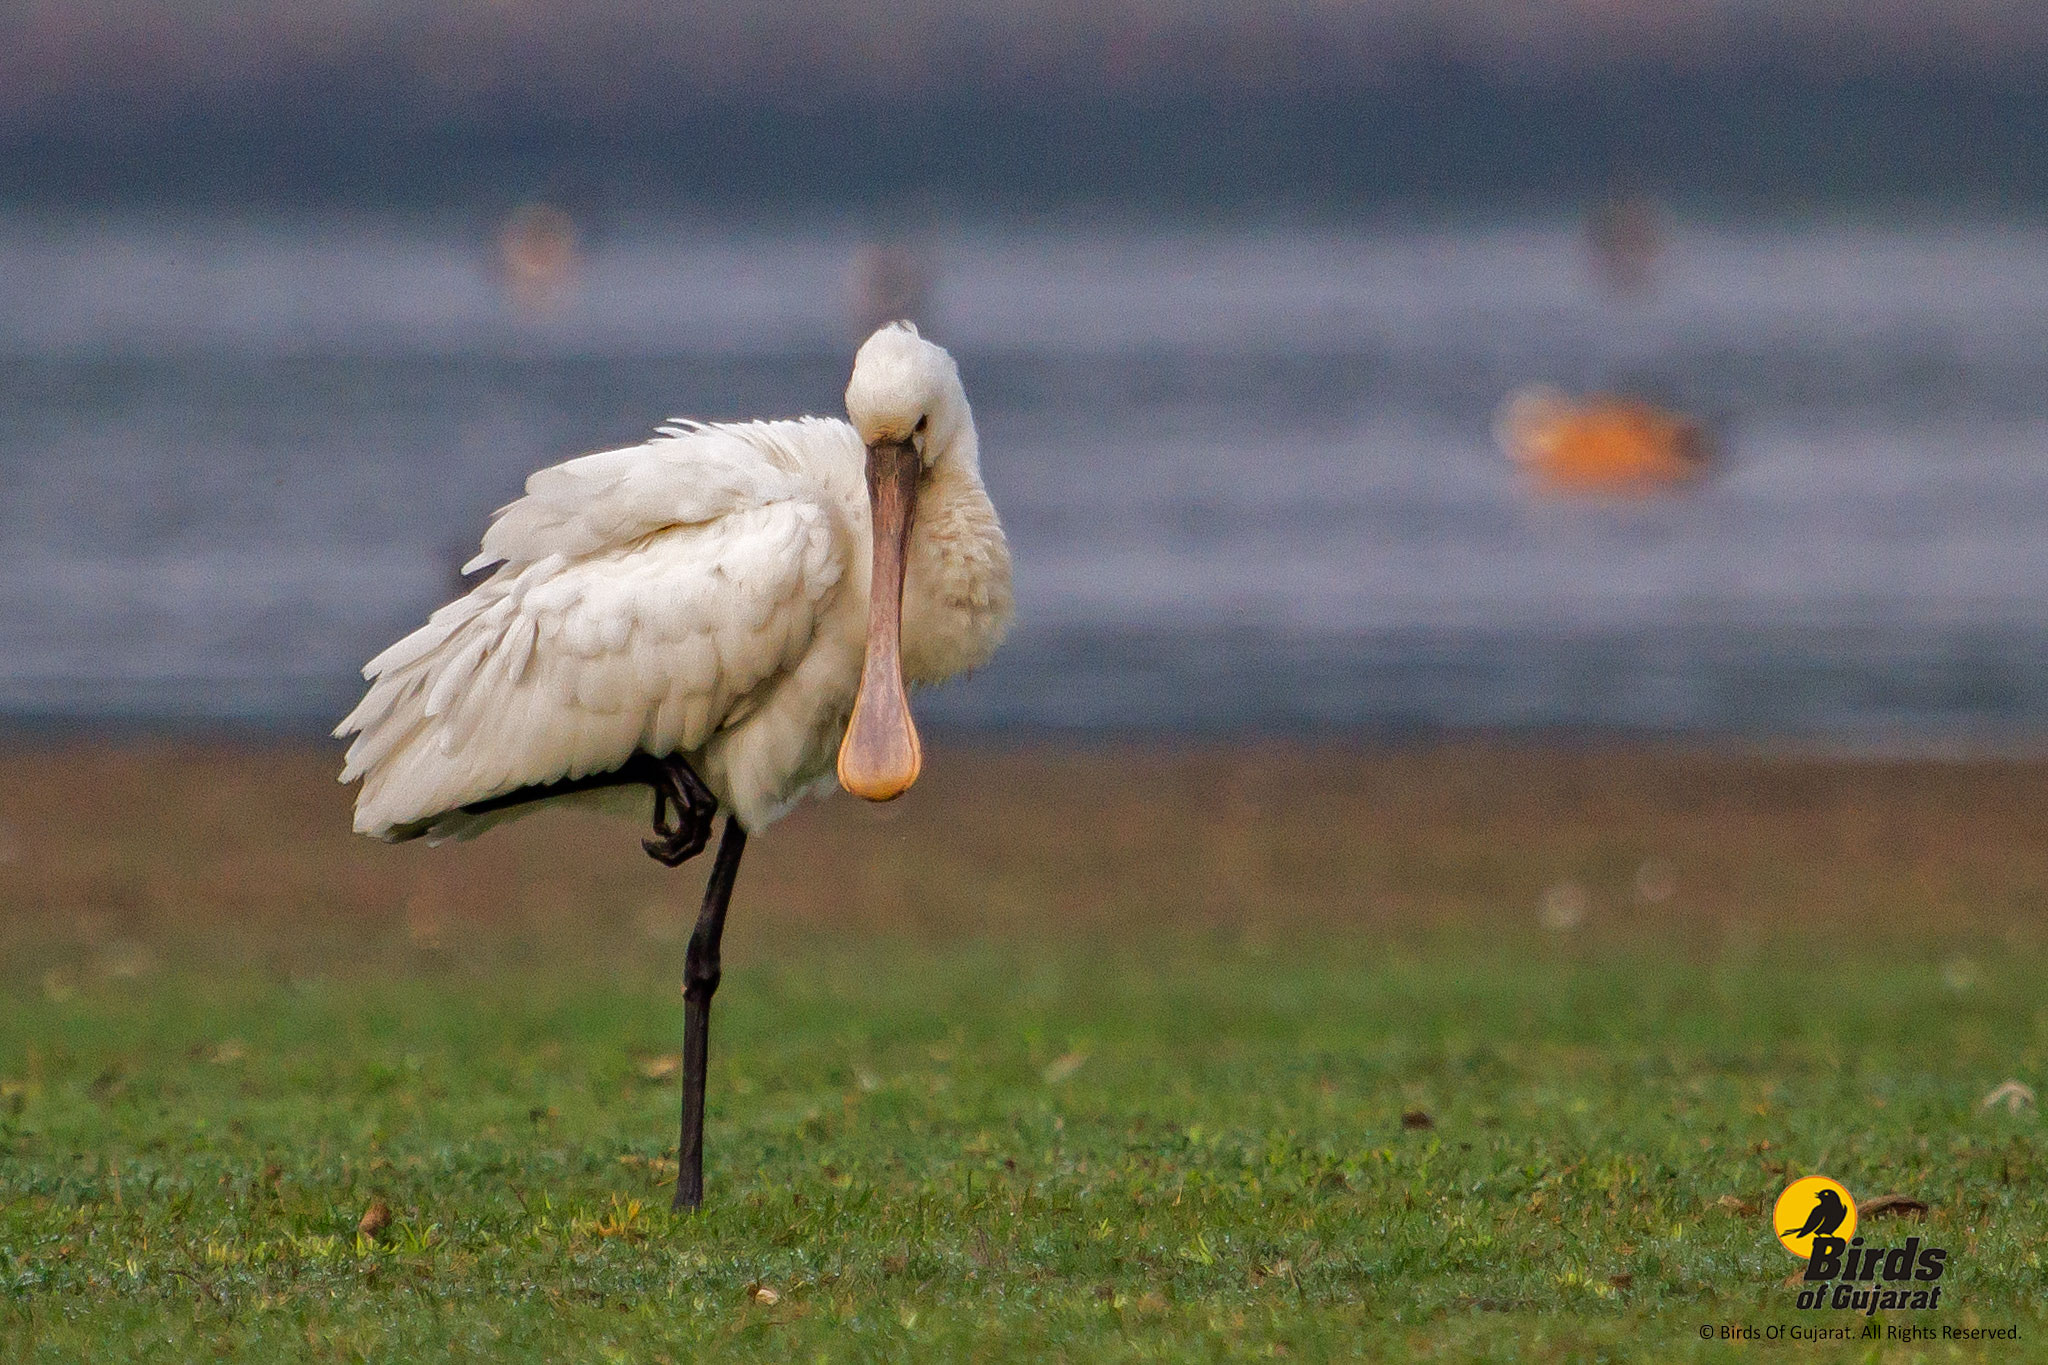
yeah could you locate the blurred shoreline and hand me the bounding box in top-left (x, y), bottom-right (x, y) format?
top-left (2, 738), bottom-right (2041, 976)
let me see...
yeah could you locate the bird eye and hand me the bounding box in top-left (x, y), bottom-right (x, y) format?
top-left (914, 414), bottom-right (928, 434)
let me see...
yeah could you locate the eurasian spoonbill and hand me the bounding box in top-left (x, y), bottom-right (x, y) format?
top-left (336, 322), bottom-right (1014, 1207)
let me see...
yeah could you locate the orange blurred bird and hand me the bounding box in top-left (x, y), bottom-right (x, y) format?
top-left (1494, 386), bottom-right (1712, 493)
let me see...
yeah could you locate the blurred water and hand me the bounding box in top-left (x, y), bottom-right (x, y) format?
top-left (3, 216), bottom-right (2047, 738)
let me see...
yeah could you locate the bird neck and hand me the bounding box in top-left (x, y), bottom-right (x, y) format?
top-left (899, 408), bottom-right (1013, 686)
top-left (929, 372), bottom-right (981, 481)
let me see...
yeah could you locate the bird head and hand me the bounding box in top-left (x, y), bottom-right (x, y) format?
top-left (843, 320), bottom-right (964, 463)
top-left (836, 323), bottom-right (963, 804)
top-left (1494, 385), bottom-right (1572, 465)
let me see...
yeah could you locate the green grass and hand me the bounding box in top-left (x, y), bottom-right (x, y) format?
top-left (5, 931), bottom-right (2047, 1362)
top-left (5, 740), bottom-right (2048, 1358)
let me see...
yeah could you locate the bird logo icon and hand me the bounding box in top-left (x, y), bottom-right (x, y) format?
top-left (1782, 1189), bottom-right (1848, 1240)
top-left (1772, 1177), bottom-right (1859, 1258)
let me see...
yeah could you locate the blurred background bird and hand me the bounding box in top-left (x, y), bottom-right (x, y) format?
top-left (495, 201), bottom-right (583, 315)
top-left (1494, 386), bottom-right (1714, 494)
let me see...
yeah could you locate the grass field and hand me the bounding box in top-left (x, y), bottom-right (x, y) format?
top-left (3, 740), bottom-right (2047, 1361)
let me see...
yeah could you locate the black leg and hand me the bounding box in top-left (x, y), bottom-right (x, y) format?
top-left (674, 815), bottom-right (747, 1211)
top-left (453, 751), bottom-right (717, 867)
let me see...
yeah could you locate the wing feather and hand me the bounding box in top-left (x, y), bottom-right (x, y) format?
top-left (462, 418), bottom-right (842, 573)
top-left (339, 420), bottom-right (854, 839)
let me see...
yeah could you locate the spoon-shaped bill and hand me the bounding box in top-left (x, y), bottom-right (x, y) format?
top-left (837, 437), bottom-right (923, 800)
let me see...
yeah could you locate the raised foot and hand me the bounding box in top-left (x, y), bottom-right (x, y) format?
top-left (643, 754), bottom-right (717, 867)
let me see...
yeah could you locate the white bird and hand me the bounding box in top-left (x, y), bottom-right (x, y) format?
top-left (335, 322), bottom-right (1013, 1206)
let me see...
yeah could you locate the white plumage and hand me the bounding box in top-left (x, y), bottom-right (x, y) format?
top-left (337, 324), bottom-right (1013, 840)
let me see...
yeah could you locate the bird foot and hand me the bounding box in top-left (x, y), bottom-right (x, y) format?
top-left (643, 754), bottom-right (717, 867)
